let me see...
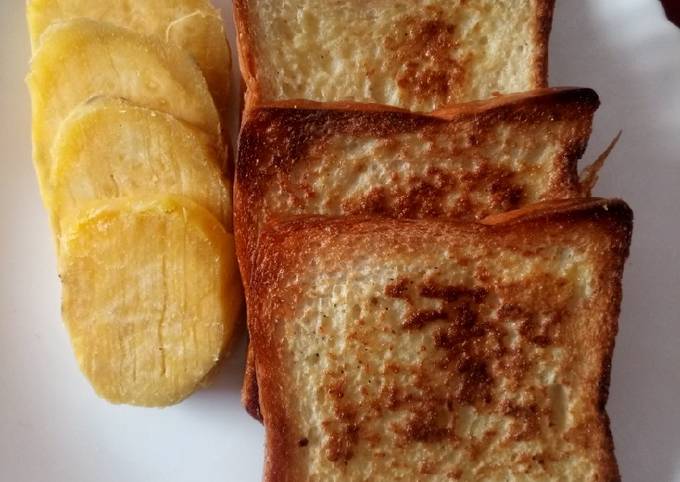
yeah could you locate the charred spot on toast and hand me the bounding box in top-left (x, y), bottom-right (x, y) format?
top-left (396, 400), bottom-right (455, 443)
top-left (385, 278), bottom-right (412, 301)
top-left (499, 303), bottom-right (563, 347)
top-left (386, 6), bottom-right (468, 106)
top-left (342, 163), bottom-right (527, 221)
top-left (322, 375), bottom-right (362, 463)
top-left (421, 282), bottom-right (488, 304)
top-left (316, 272), bottom-right (578, 466)
top-left (403, 309), bottom-right (449, 330)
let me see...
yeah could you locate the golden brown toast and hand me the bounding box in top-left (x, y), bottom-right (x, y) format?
top-left (237, 88), bottom-right (600, 419)
top-left (234, 0), bottom-right (555, 111)
top-left (236, 88), bottom-right (600, 419)
top-left (249, 198), bottom-right (632, 481)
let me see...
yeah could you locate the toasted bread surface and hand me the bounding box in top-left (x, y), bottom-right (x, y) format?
top-left (27, 0), bottom-right (232, 125)
top-left (60, 195), bottom-right (242, 407)
top-left (249, 198), bottom-right (631, 481)
top-left (234, 0), bottom-right (555, 110)
top-left (50, 97), bottom-right (232, 235)
top-left (27, 18), bottom-right (220, 201)
top-left (236, 88), bottom-right (599, 282)
top-left (238, 88), bottom-right (599, 419)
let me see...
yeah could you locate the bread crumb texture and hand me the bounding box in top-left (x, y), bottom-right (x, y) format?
top-left (247, 0), bottom-right (543, 110)
top-left (258, 213), bottom-right (628, 480)
top-left (258, 121), bottom-right (566, 224)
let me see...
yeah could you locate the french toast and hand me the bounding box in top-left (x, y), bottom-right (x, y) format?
top-left (234, 0), bottom-right (555, 111)
top-left (50, 97), bottom-right (232, 235)
top-left (27, 0), bottom-right (232, 126)
top-left (60, 195), bottom-right (242, 406)
top-left (27, 18), bottom-right (221, 201)
top-left (237, 88), bottom-right (600, 419)
top-left (249, 198), bottom-right (632, 481)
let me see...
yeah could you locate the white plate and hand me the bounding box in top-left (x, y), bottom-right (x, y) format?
top-left (1, 1), bottom-right (679, 481)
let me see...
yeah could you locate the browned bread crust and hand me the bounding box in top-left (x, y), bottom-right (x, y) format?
top-left (234, 0), bottom-right (556, 111)
top-left (241, 343), bottom-right (261, 421)
top-left (250, 198), bottom-right (631, 481)
top-left (534, 0), bottom-right (556, 87)
top-left (233, 0), bottom-right (256, 107)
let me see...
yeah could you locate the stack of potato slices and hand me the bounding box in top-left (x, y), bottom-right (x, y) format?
top-left (27, 1), bottom-right (240, 407)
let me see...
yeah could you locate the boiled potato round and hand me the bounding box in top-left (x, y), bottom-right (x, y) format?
top-left (50, 97), bottom-right (232, 234)
top-left (27, 18), bottom-right (221, 201)
top-left (60, 195), bottom-right (241, 406)
top-left (27, 0), bottom-right (231, 126)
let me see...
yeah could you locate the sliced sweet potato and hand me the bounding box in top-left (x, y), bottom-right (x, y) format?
top-left (27, 0), bottom-right (231, 125)
top-left (51, 97), bottom-right (232, 234)
top-left (60, 195), bottom-right (241, 406)
top-left (27, 18), bottom-right (220, 201)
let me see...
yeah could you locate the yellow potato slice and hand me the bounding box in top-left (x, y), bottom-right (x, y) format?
top-left (27, 0), bottom-right (231, 124)
top-left (60, 195), bottom-right (242, 407)
top-left (27, 18), bottom-right (221, 201)
top-left (166, 10), bottom-right (232, 121)
top-left (51, 97), bottom-right (232, 235)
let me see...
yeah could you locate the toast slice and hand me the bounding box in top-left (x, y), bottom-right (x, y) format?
top-left (27, 18), bottom-right (221, 201)
top-left (237, 88), bottom-right (600, 419)
top-left (50, 97), bottom-right (232, 235)
top-left (60, 195), bottom-right (242, 407)
top-left (27, 0), bottom-right (232, 126)
top-left (234, 0), bottom-right (555, 111)
top-left (236, 88), bottom-right (599, 282)
top-left (249, 198), bottom-right (632, 481)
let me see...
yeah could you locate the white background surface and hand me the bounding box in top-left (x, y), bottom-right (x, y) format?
top-left (1, 1), bottom-right (679, 481)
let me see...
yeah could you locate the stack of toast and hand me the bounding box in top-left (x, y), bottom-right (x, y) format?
top-left (234, 1), bottom-right (632, 480)
top-left (26, 1), bottom-right (242, 406)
